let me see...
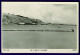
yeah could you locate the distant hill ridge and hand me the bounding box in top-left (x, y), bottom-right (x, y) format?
top-left (2, 13), bottom-right (44, 25)
top-left (2, 13), bottom-right (76, 26)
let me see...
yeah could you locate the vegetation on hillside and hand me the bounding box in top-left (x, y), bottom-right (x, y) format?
top-left (2, 13), bottom-right (44, 25)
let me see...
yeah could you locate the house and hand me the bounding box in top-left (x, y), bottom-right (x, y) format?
top-left (17, 22), bottom-right (25, 25)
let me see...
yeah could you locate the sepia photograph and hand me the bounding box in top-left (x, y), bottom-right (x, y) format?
top-left (1, 2), bottom-right (79, 53)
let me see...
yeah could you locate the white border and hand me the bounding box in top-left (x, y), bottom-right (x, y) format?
top-left (1, 49), bottom-right (78, 53)
top-left (1, 2), bottom-right (79, 53)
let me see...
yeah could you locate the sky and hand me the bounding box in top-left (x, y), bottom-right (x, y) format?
top-left (2, 2), bottom-right (78, 24)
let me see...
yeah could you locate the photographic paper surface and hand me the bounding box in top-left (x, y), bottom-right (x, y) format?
top-left (1, 2), bottom-right (79, 53)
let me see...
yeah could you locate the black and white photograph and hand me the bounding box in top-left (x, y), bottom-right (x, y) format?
top-left (1, 2), bottom-right (79, 53)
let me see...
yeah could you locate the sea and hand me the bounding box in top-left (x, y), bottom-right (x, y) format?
top-left (2, 25), bottom-right (77, 49)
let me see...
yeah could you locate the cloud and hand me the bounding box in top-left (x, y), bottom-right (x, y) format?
top-left (2, 2), bottom-right (77, 24)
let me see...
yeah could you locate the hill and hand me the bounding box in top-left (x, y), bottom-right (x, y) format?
top-left (2, 13), bottom-right (44, 25)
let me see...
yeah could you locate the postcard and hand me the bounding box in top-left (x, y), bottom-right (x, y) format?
top-left (1, 2), bottom-right (79, 53)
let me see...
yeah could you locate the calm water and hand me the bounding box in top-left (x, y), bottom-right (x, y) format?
top-left (2, 25), bottom-right (77, 49)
